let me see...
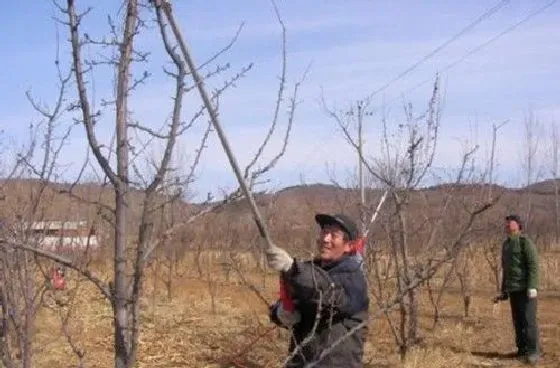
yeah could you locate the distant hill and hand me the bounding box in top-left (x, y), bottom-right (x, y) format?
top-left (524, 179), bottom-right (560, 195)
top-left (1, 178), bottom-right (559, 250)
top-left (0, 178), bottom-right (197, 239)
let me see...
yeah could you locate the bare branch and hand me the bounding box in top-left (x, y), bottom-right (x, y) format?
top-left (250, 64), bottom-right (310, 182)
top-left (321, 94), bottom-right (388, 186)
top-left (184, 121), bottom-right (213, 189)
top-left (196, 22), bottom-right (244, 71)
top-left (140, 191), bottom-right (240, 265)
top-left (244, 1), bottom-right (287, 179)
top-left (0, 240), bottom-right (111, 299)
top-left (128, 122), bottom-right (173, 139)
top-left (158, 0), bottom-right (274, 245)
top-left (66, 0), bottom-right (119, 186)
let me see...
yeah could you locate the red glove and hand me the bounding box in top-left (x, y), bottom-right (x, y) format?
top-left (279, 278), bottom-right (294, 312)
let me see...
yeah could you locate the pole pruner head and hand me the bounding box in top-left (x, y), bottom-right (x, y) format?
top-left (349, 236), bottom-right (367, 255)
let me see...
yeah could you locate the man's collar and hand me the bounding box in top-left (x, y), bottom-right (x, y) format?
top-left (508, 232), bottom-right (521, 240)
top-left (315, 254), bottom-right (350, 269)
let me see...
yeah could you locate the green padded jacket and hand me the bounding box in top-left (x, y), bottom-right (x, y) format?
top-left (500, 234), bottom-right (539, 293)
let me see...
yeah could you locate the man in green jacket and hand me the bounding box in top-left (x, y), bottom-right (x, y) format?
top-left (493, 214), bottom-right (540, 365)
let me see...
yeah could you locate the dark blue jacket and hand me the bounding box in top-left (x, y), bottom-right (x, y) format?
top-left (270, 255), bottom-right (369, 367)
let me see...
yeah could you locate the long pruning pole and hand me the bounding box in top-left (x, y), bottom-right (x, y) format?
top-left (364, 189), bottom-right (389, 238)
top-left (163, 1), bottom-right (388, 251)
top-left (160, 3), bottom-right (274, 249)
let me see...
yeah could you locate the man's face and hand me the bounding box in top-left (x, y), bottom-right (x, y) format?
top-left (317, 223), bottom-right (351, 261)
top-left (505, 219), bottom-right (520, 234)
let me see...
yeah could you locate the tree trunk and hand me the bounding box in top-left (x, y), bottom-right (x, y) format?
top-left (406, 282), bottom-right (419, 344)
top-left (555, 178), bottom-right (559, 245)
top-left (114, 185), bottom-right (130, 368)
top-left (166, 256), bottom-right (174, 300)
top-left (21, 257), bottom-right (36, 368)
top-left (21, 314), bottom-right (33, 368)
top-left (398, 299), bottom-right (407, 361)
top-left (458, 250), bottom-right (473, 318)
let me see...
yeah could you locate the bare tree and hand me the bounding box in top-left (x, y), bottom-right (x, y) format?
top-left (550, 121), bottom-right (560, 244)
top-left (323, 77), bottom-right (496, 359)
top-left (321, 97), bottom-right (385, 258)
top-left (423, 144), bottom-right (493, 326)
top-left (521, 109), bottom-right (543, 232)
top-left (340, 100), bottom-right (376, 235)
top-left (487, 120), bottom-right (509, 201)
top-left (1, 1), bottom-right (303, 367)
top-left (488, 120), bottom-right (507, 291)
top-left (0, 51), bottom-right (77, 366)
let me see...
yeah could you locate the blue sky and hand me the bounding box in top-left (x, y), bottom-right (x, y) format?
top-left (1, 1), bottom-right (559, 201)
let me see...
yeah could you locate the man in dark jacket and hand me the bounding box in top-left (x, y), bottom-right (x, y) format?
top-left (493, 214), bottom-right (540, 365)
top-left (266, 213), bottom-right (369, 367)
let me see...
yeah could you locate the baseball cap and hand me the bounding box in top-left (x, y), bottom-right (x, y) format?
top-left (315, 213), bottom-right (359, 241)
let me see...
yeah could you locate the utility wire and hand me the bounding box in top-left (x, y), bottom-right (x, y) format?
top-left (384, 0), bottom-right (558, 106)
top-left (366, 0), bottom-right (511, 100)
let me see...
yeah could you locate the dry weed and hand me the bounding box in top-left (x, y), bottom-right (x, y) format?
top-left (13, 249), bottom-right (557, 367)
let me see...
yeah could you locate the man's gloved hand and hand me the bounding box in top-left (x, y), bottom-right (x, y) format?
top-left (527, 288), bottom-right (538, 299)
top-left (492, 292), bottom-right (508, 303)
top-left (266, 245), bottom-right (294, 272)
top-left (276, 303), bottom-right (301, 327)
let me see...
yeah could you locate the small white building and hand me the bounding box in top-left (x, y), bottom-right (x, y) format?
top-left (28, 221), bottom-right (99, 251)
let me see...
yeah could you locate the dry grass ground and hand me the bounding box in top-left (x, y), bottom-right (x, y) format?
top-left (30, 250), bottom-right (560, 368)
